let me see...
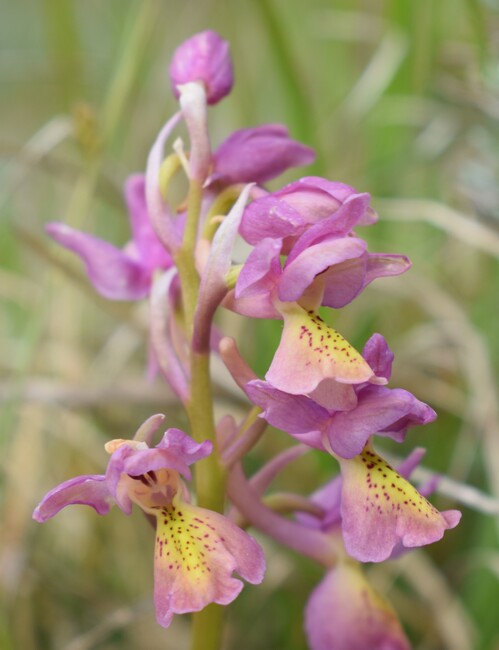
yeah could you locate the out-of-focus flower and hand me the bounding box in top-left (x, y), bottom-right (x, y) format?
top-left (46, 175), bottom-right (174, 300)
top-left (33, 417), bottom-right (265, 628)
top-left (305, 562), bottom-right (410, 650)
top-left (211, 124), bottom-right (315, 185)
top-left (169, 30), bottom-right (233, 105)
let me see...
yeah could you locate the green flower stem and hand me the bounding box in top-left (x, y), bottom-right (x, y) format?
top-left (174, 178), bottom-right (227, 650)
top-left (188, 351), bottom-right (226, 512)
top-left (191, 604), bottom-right (225, 650)
top-left (174, 179), bottom-right (203, 337)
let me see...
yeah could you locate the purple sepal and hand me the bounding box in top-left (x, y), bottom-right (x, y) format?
top-left (285, 193), bottom-right (372, 264)
top-left (46, 174), bottom-right (174, 301)
top-left (46, 223), bottom-right (152, 300)
top-left (231, 237), bottom-right (282, 319)
top-left (32, 475), bottom-right (112, 522)
top-left (278, 237), bottom-right (367, 303)
top-left (247, 377), bottom-right (435, 459)
top-left (212, 124), bottom-right (315, 185)
top-left (169, 30), bottom-right (233, 105)
top-left (361, 333), bottom-right (394, 381)
top-left (327, 385), bottom-right (436, 459)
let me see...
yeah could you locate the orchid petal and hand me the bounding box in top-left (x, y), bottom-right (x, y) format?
top-left (246, 379), bottom-right (328, 437)
top-left (45, 222), bottom-right (151, 300)
top-left (33, 475), bottom-right (111, 522)
top-left (278, 238), bottom-right (367, 303)
top-left (365, 253), bottom-right (412, 284)
top-left (155, 427), bottom-right (213, 464)
top-left (153, 500), bottom-right (265, 628)
top-left (266, 303), bottom-right (378, 394)
top-left (212, 123), bottom-right (315, 184)
top-left (327, 385), bottom-right (436, 459)
top-left (239, 194), bottom-right (307, 245)
top-left (361, 333), bottom-right (394, 382)
top-left (230, 237), bottom-right (282, 319)
top-left (339, 442), bottom-right (461, 562)
top-left (286, 193), bottom-right (372, 264)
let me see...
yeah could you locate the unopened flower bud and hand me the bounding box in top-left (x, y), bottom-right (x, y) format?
top-left (169, 30), bottom-right (233, 105)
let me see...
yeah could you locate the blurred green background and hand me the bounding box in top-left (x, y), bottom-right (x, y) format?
top-left (1, 0), bottom-right (499, 648)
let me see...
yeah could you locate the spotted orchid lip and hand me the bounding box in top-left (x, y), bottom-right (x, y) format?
top-left (265, 304), bottom-right (377, 396)
top-left (338, 442), bottom-right (461, 563)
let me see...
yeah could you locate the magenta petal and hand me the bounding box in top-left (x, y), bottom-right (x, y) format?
top-left (305, 564), bottom-right (410, 650)
top-left (297, 176), bottom-right (359, 204)
top-left (327, 386), bottom-right (437, 459)
top-left (246, 379), bottom-right (328, 438)
top-left (286, 193), bottom-right (372, 264)
top-left (155, 427), bottom-right (213, 465)
top-left (46, 223), bottom-right (151, 300)
top-left (240, 194), bottom-right (307, 245)
top-left (153, 502), bottom-right (265, 628)
top-left (396, 447), bottom-right (427, 479)
top-left (231, 237), bottom-right (282, 319)
top-left (319, 255), bottom-right (368, 308)
top-left (33, 475), bottom-right (111, 522)
top-left (240, 177), bottom-right (374, 246)
top-left (361, 333), bottom-right (394, 382)
top-left (339, 443), bottom-right (461, 562)
top-left (278, 237), bottom-right (367, 303)
top-left (213, 123), bottom-right (315, 184)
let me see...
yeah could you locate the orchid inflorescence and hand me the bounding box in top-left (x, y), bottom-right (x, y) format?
top-left (34, 30), bottom-right (462, 650)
